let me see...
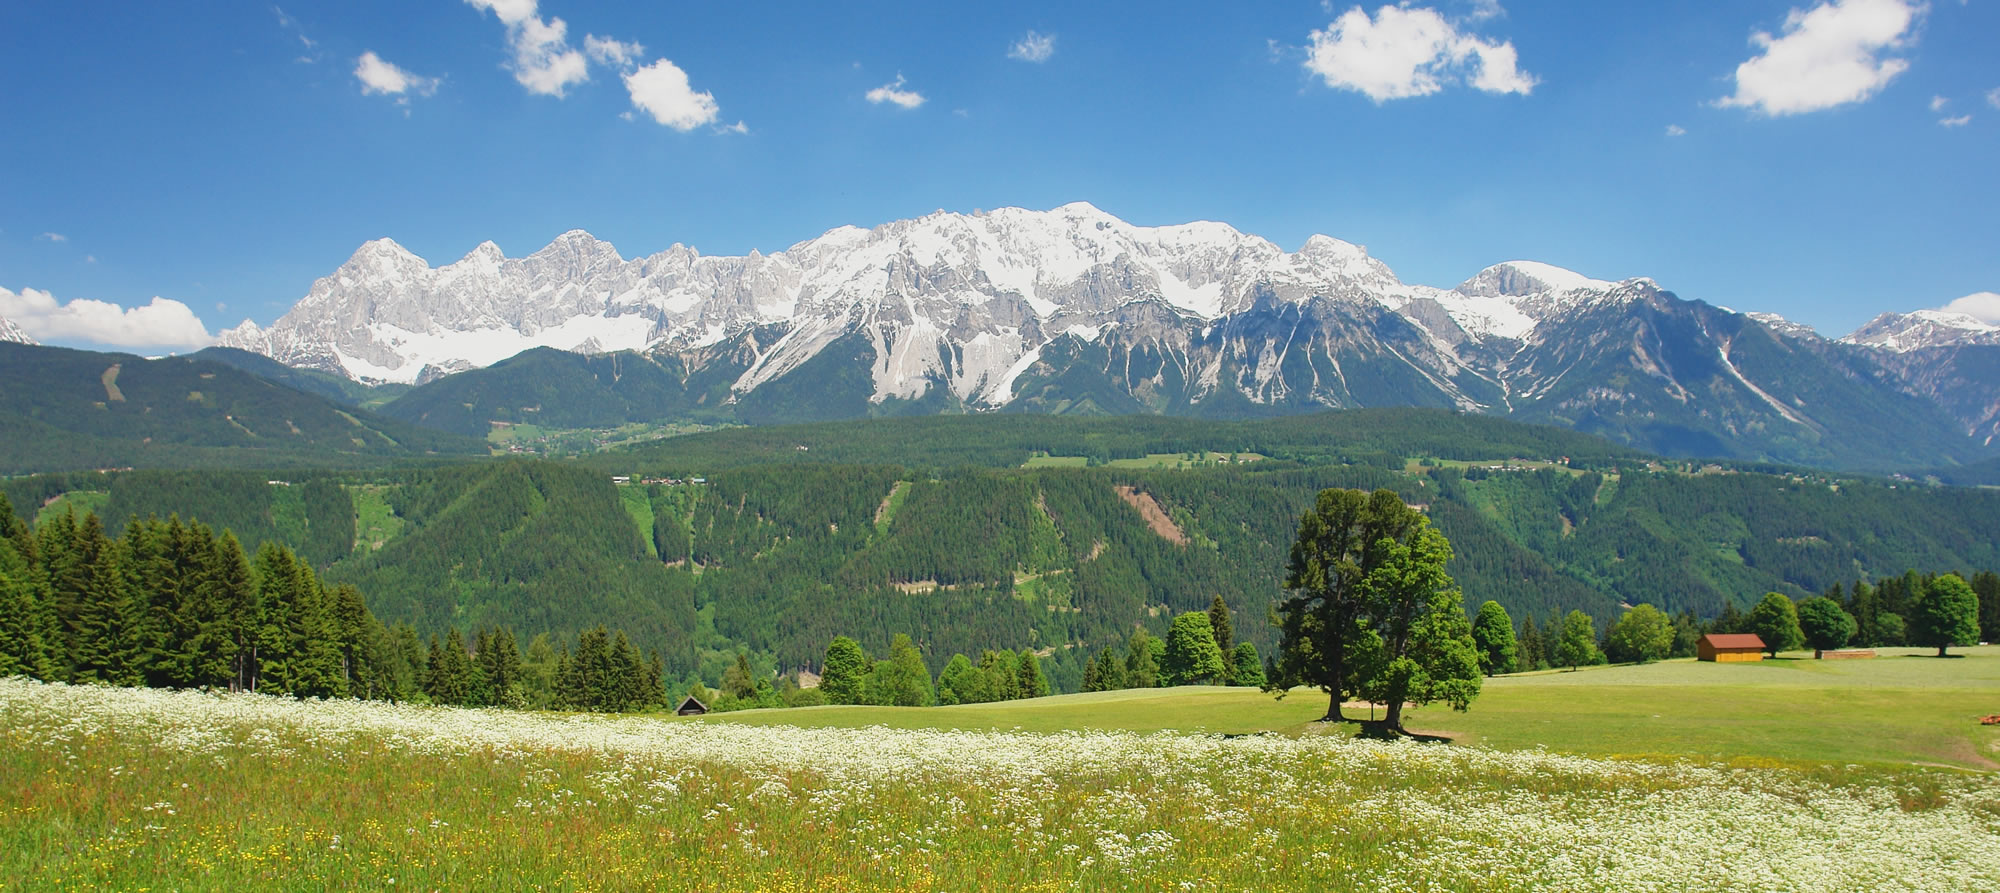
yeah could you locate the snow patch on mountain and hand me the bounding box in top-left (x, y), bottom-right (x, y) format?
top-left (0, 315), bottom-right (35, 345)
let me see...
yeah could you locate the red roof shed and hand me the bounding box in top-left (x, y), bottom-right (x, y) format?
top-left (1698, 633), bottom-right (1766, 662)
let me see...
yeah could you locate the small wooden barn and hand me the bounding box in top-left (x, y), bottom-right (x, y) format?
top-left (675, 695), bottom-right (709, 716)
top-left (1697, 633), bottom-right (1766, 662)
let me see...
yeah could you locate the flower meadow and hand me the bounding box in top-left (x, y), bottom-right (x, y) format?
top-left (3, 678), bottom-right (1998, 891)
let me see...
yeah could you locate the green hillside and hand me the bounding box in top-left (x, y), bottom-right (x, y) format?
top-left (189, 346), bottom-right (406, 408)
top-left (376, 347), bottom-right (716, 437)
top-left (0, 342), bottom-right (482, 473)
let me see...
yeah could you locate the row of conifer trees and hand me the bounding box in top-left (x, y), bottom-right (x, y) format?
top-left (0, 495), bottom-right (672, 712)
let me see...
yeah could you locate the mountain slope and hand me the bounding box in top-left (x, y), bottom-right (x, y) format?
top-left (0, 342), bottom-right (484, 473)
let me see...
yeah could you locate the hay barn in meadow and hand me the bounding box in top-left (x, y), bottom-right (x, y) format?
top-left (1697, 633), bottom-right (1765, 662)
top-left (675, 695), bottom-right (709, 716)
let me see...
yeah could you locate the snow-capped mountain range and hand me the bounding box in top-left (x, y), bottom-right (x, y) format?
top-left (218, 204), bottom-right (1997, 469)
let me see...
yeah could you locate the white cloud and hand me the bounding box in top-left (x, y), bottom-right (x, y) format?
top-left (1716, 0), bottom-right (1923, 116)
top-left (1938, 114), bottom-right (1971, 126)
top-left (0, 287), bottom-right (215, 350)
top-left (1466, 0), bottom-right (1505, 22)
top-left (718, 120), bottom-right (749, 134)
top-left (37, 232), bottom-right (66, 243)
top-left (1988, 87), bottom-right (2000, 109)
top-left (85, 255), bottom-right (97, 264)
top-left (1940, 292), bottom-right (2000, 323)
top-left (1929, 94), bottom-right (1948, 111)
top-left (1666, 124), bottom-right (1687, 136)
top-left (623, 59), bottom-right (720, 130)
top-left (585, 34), bottom-right (644, 69)
top-left (866, 74), bottom-right (926, 109)
top-left (1008, 31), bottom-right (1056, 63)
top-left (1303, 5), bottom-right (1536, 102)
top-left (354, 51), bottom-right (440, 98)
top-left (465, 0), bottom-right (591, 97)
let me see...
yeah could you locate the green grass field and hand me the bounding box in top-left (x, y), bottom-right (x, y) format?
top-left (707, 647), bottom-right (2000, 769)
top-left (7, 677), bottom-right (1997, 891)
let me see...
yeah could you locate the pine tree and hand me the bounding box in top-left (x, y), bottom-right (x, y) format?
top-left (425, 628), bottom-right (476, 706)
top-left (1016, 648), bottom-right (1050, 699)
top-left (1207, 595), bottom-right (1234, 681)
top-left (1515, 614), bottom-right (1544, 672)
top-left (0, 534), bottom-right (51, 679)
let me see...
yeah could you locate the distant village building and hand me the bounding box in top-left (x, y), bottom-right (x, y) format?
top-left (675, 695), bottom-right (709, 716)
top-left (1697, 633), bottom-right (1765, 662)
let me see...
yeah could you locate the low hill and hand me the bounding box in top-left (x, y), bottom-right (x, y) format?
top-left (189, 346), bottom-right (405, 408)
top-left (0, 342), bottom-right (484, 474)
top-left (376, 347), bottom-right (726, 438)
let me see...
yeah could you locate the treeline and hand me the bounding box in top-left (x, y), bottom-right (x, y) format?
top-left (0, 493), bottom-right (389, 696)
top-left (1478, 568), bottom-right (1998, 673)
top-left (0, 493), bottom-right (688, 716)
top-left (1082, 599), bottom-right (1265, 692)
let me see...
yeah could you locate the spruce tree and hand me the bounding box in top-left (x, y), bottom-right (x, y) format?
top-left (1207, 595), bottom-right (1234, 679)
top-left (1016, 648), bottom-right (1050, 698)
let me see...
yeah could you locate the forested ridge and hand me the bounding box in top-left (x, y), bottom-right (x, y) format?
top-left (0, 342), bottom-right (482, 474)
top-left (11, 439), bottom-right (2000, 695)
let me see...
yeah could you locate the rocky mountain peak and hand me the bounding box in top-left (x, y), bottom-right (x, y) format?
top-left (1842, 309), bottom-right (2000, 353)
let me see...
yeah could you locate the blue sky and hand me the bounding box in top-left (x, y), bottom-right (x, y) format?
top-left (2, 0), bottom-right (1995, 350)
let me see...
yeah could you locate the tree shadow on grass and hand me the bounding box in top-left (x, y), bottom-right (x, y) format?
top-left (1353, 721), bottom-right (1454, 744)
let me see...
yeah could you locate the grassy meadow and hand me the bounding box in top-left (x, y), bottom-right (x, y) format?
top-left (6, 649), bottom-right (2000, 890)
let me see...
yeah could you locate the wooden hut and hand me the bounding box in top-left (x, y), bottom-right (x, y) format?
top-left (1697, 633), bottom-right (1765, 662)
top-left (675, 695), bottom-right (709, 716)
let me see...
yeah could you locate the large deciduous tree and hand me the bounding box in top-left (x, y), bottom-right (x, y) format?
top-left (1354, 520), bottom-right (1481, 731)
top-left (1749, 592), bottom-right (1805, 657)
top-left (1910, 574), bottom-right (1981, 658)
top-left (1795, 596), bottom-right (1856, 658)
top-left (1271, 488), bottom-right (1420, 722)
top-left (1553, 610), bottom-right (1599, 671)
top-left (1604, 604), bottom-right (1673, 664)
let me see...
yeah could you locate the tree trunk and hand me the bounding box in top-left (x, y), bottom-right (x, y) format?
top-left (1384, 699), bottom-right (1405, 732)
top-left (1323, 689), bottom-right (1345, 722)
top-left (1938, 645), bottom-right (1949, 658)
top-left (1814, 649), bottom-right (1823, 659)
